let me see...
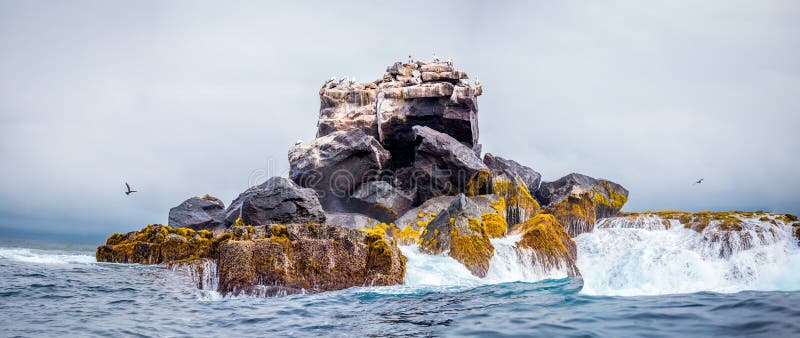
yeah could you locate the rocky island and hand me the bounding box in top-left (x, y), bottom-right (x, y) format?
top-left (96, 59), bottom-right (800, 296)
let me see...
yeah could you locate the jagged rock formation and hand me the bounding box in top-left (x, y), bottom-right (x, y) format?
top-left (96, 224), bottom-right (224, 264)
top-left (97, 222), bottom-right (406, 297)
top-left (168, 195), bottom-right (226, 230)
top-left (536, 173), bottom-right (629, 237)
top-left (288, 129), bottom-right (390, 213)
top-left (418, 194), bottom-right (506, 277)
top-left (510, 214), bottom-right (580, 277)
top-left (483, 153), bottom-right (541, 192)
top-left (347, 181), bottom-right (414, 222)
top-left (218, 223), bottom-right (405, 296)
top-left (317, 60), bottom-right (482, 169)
top-left (225, 177), bottom-right (326, 226)
top-left (97, 57), bottom-right (643, 295)
top-left (412, 126), bottom-right (491, 202)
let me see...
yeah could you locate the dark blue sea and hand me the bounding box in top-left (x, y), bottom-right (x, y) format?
top-left (2, 242), bottom-right (799, 337)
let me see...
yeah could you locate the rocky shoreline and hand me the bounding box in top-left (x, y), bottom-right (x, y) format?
top-left (96, 59), bottom-right (799, 296)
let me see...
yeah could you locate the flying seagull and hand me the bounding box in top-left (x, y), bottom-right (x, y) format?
top-left (693, 178), bottom-right (704, 185)
top-left (124, 182), bottom-right (137, 195)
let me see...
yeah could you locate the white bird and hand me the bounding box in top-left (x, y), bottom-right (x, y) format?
top-left (408, 54), bottom-right (414, 64)
top-left (295, 139), bottom-right (303, 146)
top-left (432, 52), bottom-right (439, 62)
top-left (475, 77), bottom-right (481, 85)
top-left (446, 58), bottom-right (453, 66)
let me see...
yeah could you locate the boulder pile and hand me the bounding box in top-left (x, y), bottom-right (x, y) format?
top-left (97, 58), bottom-right (637, 296)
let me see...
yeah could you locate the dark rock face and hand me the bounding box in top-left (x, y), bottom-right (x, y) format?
top-left (418, 194), bottom-right (503, 277)
top-left (483, 153), bottom-right (542, 192)
top-left (324, 212), bottom-right (381, 230)
top-left (395, 195), bottom-right (456, 230)
top-left (347, 181), bottom-right (415, 222)
top-left (482, 154), bottom-right (542, 226)
top-left (412, 126), bottom-right (491, 203)
top-left (288, 129), bottom-right (390, 211)
top-left (316, 60), bottom-right (481, 168)
top-left (168, 195), bottom-right (226, 230)
top-left (225, 177), bottom-right (326, 226)
top-left (535, 173), bottom-right (629, 236)
top-left (217, 224), bottom-right (405, 296)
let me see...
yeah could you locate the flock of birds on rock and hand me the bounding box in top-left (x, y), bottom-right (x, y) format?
top-left (322, 53), bottom-right (467, 90)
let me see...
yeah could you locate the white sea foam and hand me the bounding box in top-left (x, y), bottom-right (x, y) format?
top-left (400, 234), bottom-right (570, 288)
top-left (576, 216), bottom-right (800, 296)
top-left (0, 247), bottom-right (95, 265)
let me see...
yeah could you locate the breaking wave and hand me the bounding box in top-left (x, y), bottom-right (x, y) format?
top-left (576, 215), bottom-right (800, 296)
top-left (0, 248), bottom-right (95, 265)
top-left (398, 215), bottom-right (800, 297)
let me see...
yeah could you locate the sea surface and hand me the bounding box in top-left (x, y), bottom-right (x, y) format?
top-left (2, 231), bottom-right (800, 337)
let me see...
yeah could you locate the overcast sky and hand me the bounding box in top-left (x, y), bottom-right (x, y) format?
top-left (1, 0), bottom-right (798, 239)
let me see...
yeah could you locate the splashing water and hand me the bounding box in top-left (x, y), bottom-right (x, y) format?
top-left (0, 248), bottom-right (95, 265)
top-left (174, 260), bottom-right (223, 301)
top-left (576, 215), bottom-right (800, 296)
top-left (399, 235), bottom-right (571, 289)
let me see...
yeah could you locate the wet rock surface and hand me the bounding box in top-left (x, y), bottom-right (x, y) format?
top-left (418, 194), bottom-right (505, 277)
top-left (168, 195), bottom-right (226, 230)
top-left (225, 177), bottom-right (326, 226)
top-left (288, 129), bottom-right (390, 212)
top-left (536, 173), bottom-right (628, 236)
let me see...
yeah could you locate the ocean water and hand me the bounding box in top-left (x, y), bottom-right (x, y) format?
top-left (2, 219), bottom-right (800, 337)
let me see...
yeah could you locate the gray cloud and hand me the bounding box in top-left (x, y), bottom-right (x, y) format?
top-left (1, 0), bottom-right (798, 237)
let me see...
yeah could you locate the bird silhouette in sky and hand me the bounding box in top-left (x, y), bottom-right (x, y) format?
top-left (124, 182), bottom-right (137, 195)
top-left (693, 178), bottom-right (704, 186)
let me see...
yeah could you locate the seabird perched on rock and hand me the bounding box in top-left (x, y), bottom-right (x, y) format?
top-left (295, 139), bottom-right (303, 146)
top-left (475, 77), bottom-right (481, 85)
top-left (432, 52), bottom-right (439, 62)
top-left (446, 58), bottom-right (453, 66)
top-left (408, 54), bottom-right (414, 64)
top-left (124, 182), bottom-right (137, 196)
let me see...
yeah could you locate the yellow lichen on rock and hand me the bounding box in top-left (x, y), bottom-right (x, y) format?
top-left (96, 224), bottom-right (230, 264)
top-left (466, 169), bottom-right (492, 196)
top-left (481, 212), bottom-right (508, 238)
top-left (492, 178), bottom-right (541, 224)
top-left (448, 227), bottom-right (494, 278)
top-left (545, 192), bottom-right (596, 237)
top-left (510, 214), bottom-right (579, 276)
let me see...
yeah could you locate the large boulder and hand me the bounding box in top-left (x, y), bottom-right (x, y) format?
top-left (316, 60), bottom-right (481, 168)
top-left (288, 129), bottom-right (391, 211)
top-left (217, 224), bottom-right (406, 296)
top-left (535, 173), bottom-right (629, 236)
top-left (483, 153), bottom-right (542, 191)
top-left (412, 126), bottom-right (491, 203)
top-left (418, 194), bottom-right (506, 277)
top-left (347, 181), bottom-right (415, 222)
top-left (225, 177), bottom-right (326, 226)
top-left (509, 214), bottom-right (580, 277)
top-left (168, 194), bottom-right (226, 230)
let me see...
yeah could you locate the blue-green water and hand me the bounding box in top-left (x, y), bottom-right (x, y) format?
top-left (1, 246), bottom-right (799, 337)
